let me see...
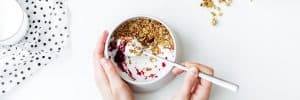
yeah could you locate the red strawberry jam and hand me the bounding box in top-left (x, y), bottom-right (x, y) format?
top-left (135, 67), bottom-right (145, 76)
top-left (113, 41), bottom-right (136, 80)
top-left (108, 41), bottom-right (117, 51)
top-left (162, 62), bottom-right (166, 68)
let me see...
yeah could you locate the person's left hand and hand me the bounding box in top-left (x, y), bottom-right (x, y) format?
top-left (94, 31), bottom-right (134, 100)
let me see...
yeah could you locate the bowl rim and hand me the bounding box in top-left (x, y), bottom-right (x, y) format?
top-left (0, 1), bottom-right (28, 45)
top-left (104, 15), bottom-right (177, 85)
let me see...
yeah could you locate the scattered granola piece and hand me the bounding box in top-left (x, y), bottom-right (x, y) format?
top-left (212, 18), bottom-right (217, 26)
top-left (150, 57), bottom-right (158, 62)
top-left (145, 67), bottom-right (152, 71)
top-left (129, 59), bottom-right (132, 64)
top-left (200, 0), bottom-right (232, 26)
top-left (218, 12), bottom-right (223, 16)
top-left (211, 12), bottom-right (217, 17)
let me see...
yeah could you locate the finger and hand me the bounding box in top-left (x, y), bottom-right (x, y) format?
top-left (192, 83), bottom-right (212, 100)
top-left (115, 85), bottom-right (134, 100)
top-left (172, 62), bottom-right (198, 75)
top-left (190, 77), bottom-right (200, 93)
top-left (172, 67), bottom-right (184, 75)
top-left (95, 31), bottom-right (109, 58)
top-left (180, 67), bottom-right (199, 96)
top-left (99, 58), bottom-right (126, 90)
top-left (182, 62), bottom-right (214, 75)
top-left (94, 52), bottom-right (110, 88)
top-left (182, 62), bottom-right (214, 88)
top-left (195, 64), bottom-right (213, 88)
top-left (200, 75), bottom-right (213, 89)
top-left (196, 64), bottom-right (213, 76)
top-left (94, 57), bottom-right (112, 97)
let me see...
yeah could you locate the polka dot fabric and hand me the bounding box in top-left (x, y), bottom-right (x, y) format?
top-left (0, 0), bottom-right (70, 95)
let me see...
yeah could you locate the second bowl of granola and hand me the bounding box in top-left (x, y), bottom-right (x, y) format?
top-left (104, 16), bottom-right (177, 92)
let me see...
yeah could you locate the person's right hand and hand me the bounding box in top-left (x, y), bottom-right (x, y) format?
top-left (172, 62), bottom-right (214, 100)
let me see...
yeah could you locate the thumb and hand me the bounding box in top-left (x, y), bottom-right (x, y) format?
top-left (180, 67), bottom-right (199, 96)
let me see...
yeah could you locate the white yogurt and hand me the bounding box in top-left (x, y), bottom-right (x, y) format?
top-left (108, 39), bottom-right (175, 82)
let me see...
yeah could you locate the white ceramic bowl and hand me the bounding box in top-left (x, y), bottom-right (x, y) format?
top-left (0, 0), bottom-right (28, 45)
top-left (105, 16), bottom-right (177, 92)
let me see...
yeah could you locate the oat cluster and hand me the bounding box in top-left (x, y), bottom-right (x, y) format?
top-left (200, 0), bottom-right (232, 26)
top-left (112, 17), bottom-right (174, 55)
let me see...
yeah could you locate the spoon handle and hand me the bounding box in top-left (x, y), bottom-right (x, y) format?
top-left (143, 52), bottom-right (239, 92)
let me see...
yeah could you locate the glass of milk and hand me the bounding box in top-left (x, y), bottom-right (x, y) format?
top-left (0, 0), bottom-right (28, 45)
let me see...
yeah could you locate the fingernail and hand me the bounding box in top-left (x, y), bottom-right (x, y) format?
top-left (181, 62), bottom-right (188, 66)
top-left (99, 58), bottom-right (108, 66)
top-left (104, 30), bottom-right (108, 33)
top-left (188, 67), bottom-right (198, 76)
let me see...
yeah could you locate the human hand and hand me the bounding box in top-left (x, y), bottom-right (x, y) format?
top-left (172, 62), bottom-right (214, 100)
top-left (94, 31), bottom-right (134, 100)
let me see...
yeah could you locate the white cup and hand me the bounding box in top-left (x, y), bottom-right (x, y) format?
top-left (0, 0), bottom-right (28, 45)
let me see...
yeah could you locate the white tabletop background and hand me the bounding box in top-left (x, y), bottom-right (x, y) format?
top-left (2, 0), bottom-right (300, 99)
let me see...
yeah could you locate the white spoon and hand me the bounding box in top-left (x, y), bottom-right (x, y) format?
top-left (122, 39), bottom-right (239, 92)
top-left (142, 51), bottom-right (239, 92)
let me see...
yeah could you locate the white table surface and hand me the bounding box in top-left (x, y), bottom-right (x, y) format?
top-left (2, 0), bottom-right (300, 99)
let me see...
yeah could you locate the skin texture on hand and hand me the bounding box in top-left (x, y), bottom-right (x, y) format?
top-left (94, 31), bottom-right (134, 100)
top-left (94, 31), bottom-right (213, 100)
top-left (172, 62), bottom-right (214, 100)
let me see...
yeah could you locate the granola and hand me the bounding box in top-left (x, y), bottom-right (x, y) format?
top-left (112, 17), bottom-right (174, 55)
top-left (200, 0), bottom-right (232, 26)
top-left (107, 17), bottom-right (176, 81)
